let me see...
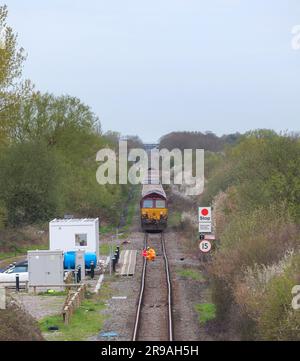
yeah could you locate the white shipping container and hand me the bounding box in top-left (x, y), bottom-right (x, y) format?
top-left (49, 218), bottom-right (100, 259)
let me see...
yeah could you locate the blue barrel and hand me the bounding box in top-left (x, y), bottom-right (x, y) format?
top-left (84, 252), bottom-right (97, 269)
top-left (63, 251), bottom-right (97, 269)
top-left (64, 251), bottom-right (76, 269)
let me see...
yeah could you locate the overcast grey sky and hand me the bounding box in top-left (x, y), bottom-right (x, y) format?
top-left (5, 0), bottom-right (300, 141)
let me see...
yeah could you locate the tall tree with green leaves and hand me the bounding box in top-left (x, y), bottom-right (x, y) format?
top-left (0, 4), bottom-right (32, 145)
top-left (11, 92), bottom-right (100, 146)
top-left (0, 141), bottom-right (65, 225)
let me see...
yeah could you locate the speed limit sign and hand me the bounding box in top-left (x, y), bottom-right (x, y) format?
top-left (199, 240), bottom-right (211, 253)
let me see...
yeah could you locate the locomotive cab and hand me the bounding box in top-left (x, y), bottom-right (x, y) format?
top-left (140, 186), bottom-right (168, 232)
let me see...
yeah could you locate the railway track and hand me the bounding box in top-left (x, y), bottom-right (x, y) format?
top-left (132, 232), bottom-right (173, 341)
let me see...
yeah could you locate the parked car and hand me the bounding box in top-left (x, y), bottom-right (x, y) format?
top-left (0, 261), bottom-right (28, 283)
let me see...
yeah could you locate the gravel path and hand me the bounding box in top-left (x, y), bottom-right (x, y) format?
top-left (14, 293), bottom-right (65, 320)
top-left (89, 231), bottom-right (145, 341)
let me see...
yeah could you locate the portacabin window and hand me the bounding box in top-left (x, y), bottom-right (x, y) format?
top-left (75, 233), bottom-right (87, 247)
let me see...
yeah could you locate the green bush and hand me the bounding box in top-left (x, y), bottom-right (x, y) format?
top-left (210, 203), bottom-right (299, 284)
top-left (0, 141), bottom-right (65, 225)
top-left (204, 132), bottom-right (300, 220)
top-left (257, 254), bottom-right (300, 340)
top-left (0, 203), bottom-right (7, 230)
top-left (204, 132), bottom-right (300, 339)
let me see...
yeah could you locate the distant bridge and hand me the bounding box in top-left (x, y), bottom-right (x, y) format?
top-left (143, 143), bottom-right (159, 152)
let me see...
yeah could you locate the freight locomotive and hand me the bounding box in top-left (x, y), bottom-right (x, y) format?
top-left (140, 169), bottom-right (168, 232)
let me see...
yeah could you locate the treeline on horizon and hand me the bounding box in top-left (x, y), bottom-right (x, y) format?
top-left (159, 130), bottom-right (241, 152)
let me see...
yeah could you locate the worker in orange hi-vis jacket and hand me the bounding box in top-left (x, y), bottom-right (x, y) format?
top-left (147, 247), bottom-right (156, 261)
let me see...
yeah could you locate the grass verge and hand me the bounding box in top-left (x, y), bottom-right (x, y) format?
top-left (168, 211), bottom-right (181, 228)
top-left (37, 290), bottom-right (67, 297)
top-left (0, 244), bottom-right (48, 260)
top-left (39, 283), bottom-right (112, 341)
top-left (194, 303), bottom-right (216, 325)
top-left (100, 224), bottom-right (115, 235)
top-left (177, 268), bottom-right (204, 281)
top-left (100, 243), bottom-right (111, 256)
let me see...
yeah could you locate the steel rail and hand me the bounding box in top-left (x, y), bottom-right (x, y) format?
top-left (161, 232), bottom-right (173, 341)
top-left (132, 232), bottom-right (174, 341)
top-left (132, 233), bottom-right (148, 341)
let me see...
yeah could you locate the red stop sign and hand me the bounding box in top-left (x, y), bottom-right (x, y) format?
top-left (201, 208), bottom-right (209, 216)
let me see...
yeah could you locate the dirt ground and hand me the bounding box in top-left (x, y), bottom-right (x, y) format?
top-left (14, 293), bottom-right (66, 320)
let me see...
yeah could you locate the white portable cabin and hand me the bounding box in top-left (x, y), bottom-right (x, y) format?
top-left (49, 218), bottom-right (100, 259)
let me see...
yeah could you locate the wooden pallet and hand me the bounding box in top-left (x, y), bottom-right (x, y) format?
top-left (118, 250), bottom-right (137, 276)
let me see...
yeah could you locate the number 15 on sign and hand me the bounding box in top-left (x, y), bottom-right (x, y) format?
top-left (199, 240), bottom-right (212, 253)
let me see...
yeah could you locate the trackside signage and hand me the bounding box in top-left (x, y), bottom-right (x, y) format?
top-left (199, 207), bottom-right (212, 233)
top-left (199, 240), bottom-right (212, 253)
top-left (199, 207), bottom-right (211, 222)
top-left (199, 223), bottom-right (212, 232)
